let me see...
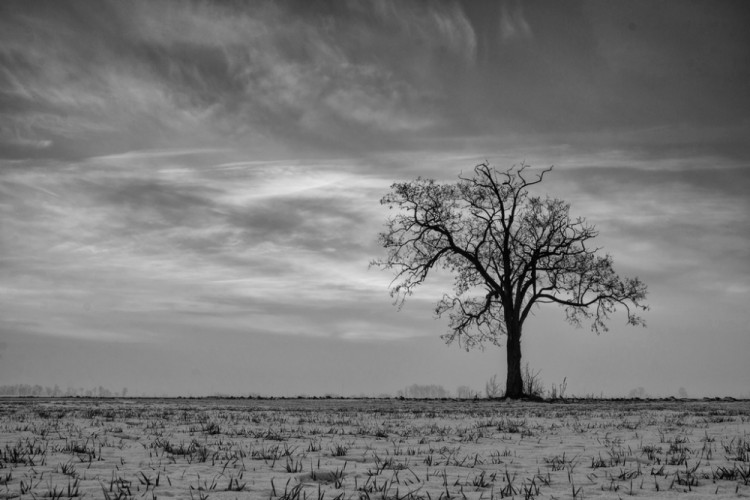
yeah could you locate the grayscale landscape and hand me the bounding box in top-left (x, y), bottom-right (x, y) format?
top-left (1, 1), bottom-right (749, 498)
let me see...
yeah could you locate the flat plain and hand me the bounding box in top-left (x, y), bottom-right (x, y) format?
top-left (0, 397), bottom-right (748, 499)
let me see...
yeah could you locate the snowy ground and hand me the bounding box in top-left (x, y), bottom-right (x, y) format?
top-left (0, 398), bottom-right (748, 499)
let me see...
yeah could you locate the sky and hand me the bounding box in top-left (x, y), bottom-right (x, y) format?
top-left (1, 0), bottom-right (748, 398)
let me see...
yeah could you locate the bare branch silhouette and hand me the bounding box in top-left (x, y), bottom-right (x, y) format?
top-left (374, 163), bottom-right (649, 398)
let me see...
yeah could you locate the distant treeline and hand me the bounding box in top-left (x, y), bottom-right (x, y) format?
top-left (0, 383), bottom-right (484, 399)
top-left (397, 384), bottom-right (451, 399)
top-left (0, 384), bottom-right (128, 397)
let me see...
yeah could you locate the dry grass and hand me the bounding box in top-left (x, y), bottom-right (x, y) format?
top-left (0, 397), bottom-right (748, 498)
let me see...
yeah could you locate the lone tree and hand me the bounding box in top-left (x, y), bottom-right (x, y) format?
top-left (374, 163), bottom-right (648, 399)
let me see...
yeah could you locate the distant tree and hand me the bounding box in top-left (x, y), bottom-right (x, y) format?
top-left (456, 385), bottom-right (479, 399)
top-left (397, 384), bottom-right (451, 398)
top-left (628, 386), bottom-right (648, 398)
top-left (375, 163), bottom-right (649, 399)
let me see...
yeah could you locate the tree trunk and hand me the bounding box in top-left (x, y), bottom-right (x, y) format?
top-left (505, 323), bottom-right (523, 398)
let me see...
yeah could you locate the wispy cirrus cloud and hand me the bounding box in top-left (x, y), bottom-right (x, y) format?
top-left (0, 149), bottom-right (397, 342)
top-left (551, 163), bottom-right (750, 298)
top-left (499, 0), bottom-right (533, 42)
top-left (3, 1), bottom-right (747, 161)
top-left (0, 1), bottom-right (480, 160)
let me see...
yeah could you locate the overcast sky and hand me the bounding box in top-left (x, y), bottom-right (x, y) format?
top-left (1, 1), bottom-right (748, 397)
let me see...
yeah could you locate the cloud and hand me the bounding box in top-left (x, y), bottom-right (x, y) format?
top-left (499, 1), bottom-right (533, 42)
top-left (0, 150), bottom-right (402, 343)
top-left (3, 0), bottom-right (747, 164)
top-left (366, 1), bottom-right (477, 64)
top-left (552, 164), bottom-right (750, 299)
top-left (0, 1), bottom-right (483, 159)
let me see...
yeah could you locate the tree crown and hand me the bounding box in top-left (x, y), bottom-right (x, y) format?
top-left (374, 163), bottom-right (649, 349)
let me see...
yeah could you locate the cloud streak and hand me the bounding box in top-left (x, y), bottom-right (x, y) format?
top-left (0, 149), bottom-right (398, 345)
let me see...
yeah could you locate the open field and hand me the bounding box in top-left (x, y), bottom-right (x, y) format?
top-left (0, 398), bottom-right (748, 499)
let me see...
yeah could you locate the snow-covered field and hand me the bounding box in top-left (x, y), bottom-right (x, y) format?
top-left (0, 398), bottom-right (748, 499)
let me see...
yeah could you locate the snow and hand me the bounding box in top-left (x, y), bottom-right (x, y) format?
top-left (0, 398), bottom-right (748, 499)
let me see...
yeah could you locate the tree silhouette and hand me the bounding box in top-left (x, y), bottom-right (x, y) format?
top-left (374, 163), bottom-right (649, 399)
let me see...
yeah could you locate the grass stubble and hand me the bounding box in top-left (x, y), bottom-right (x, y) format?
top-left (0, 398), bottom-right (748, 499)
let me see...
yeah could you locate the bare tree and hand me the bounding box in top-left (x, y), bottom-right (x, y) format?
top-left (485, 375), bottom-right (503, 399)
top-left (374, 163), bottom-right (649, 399)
